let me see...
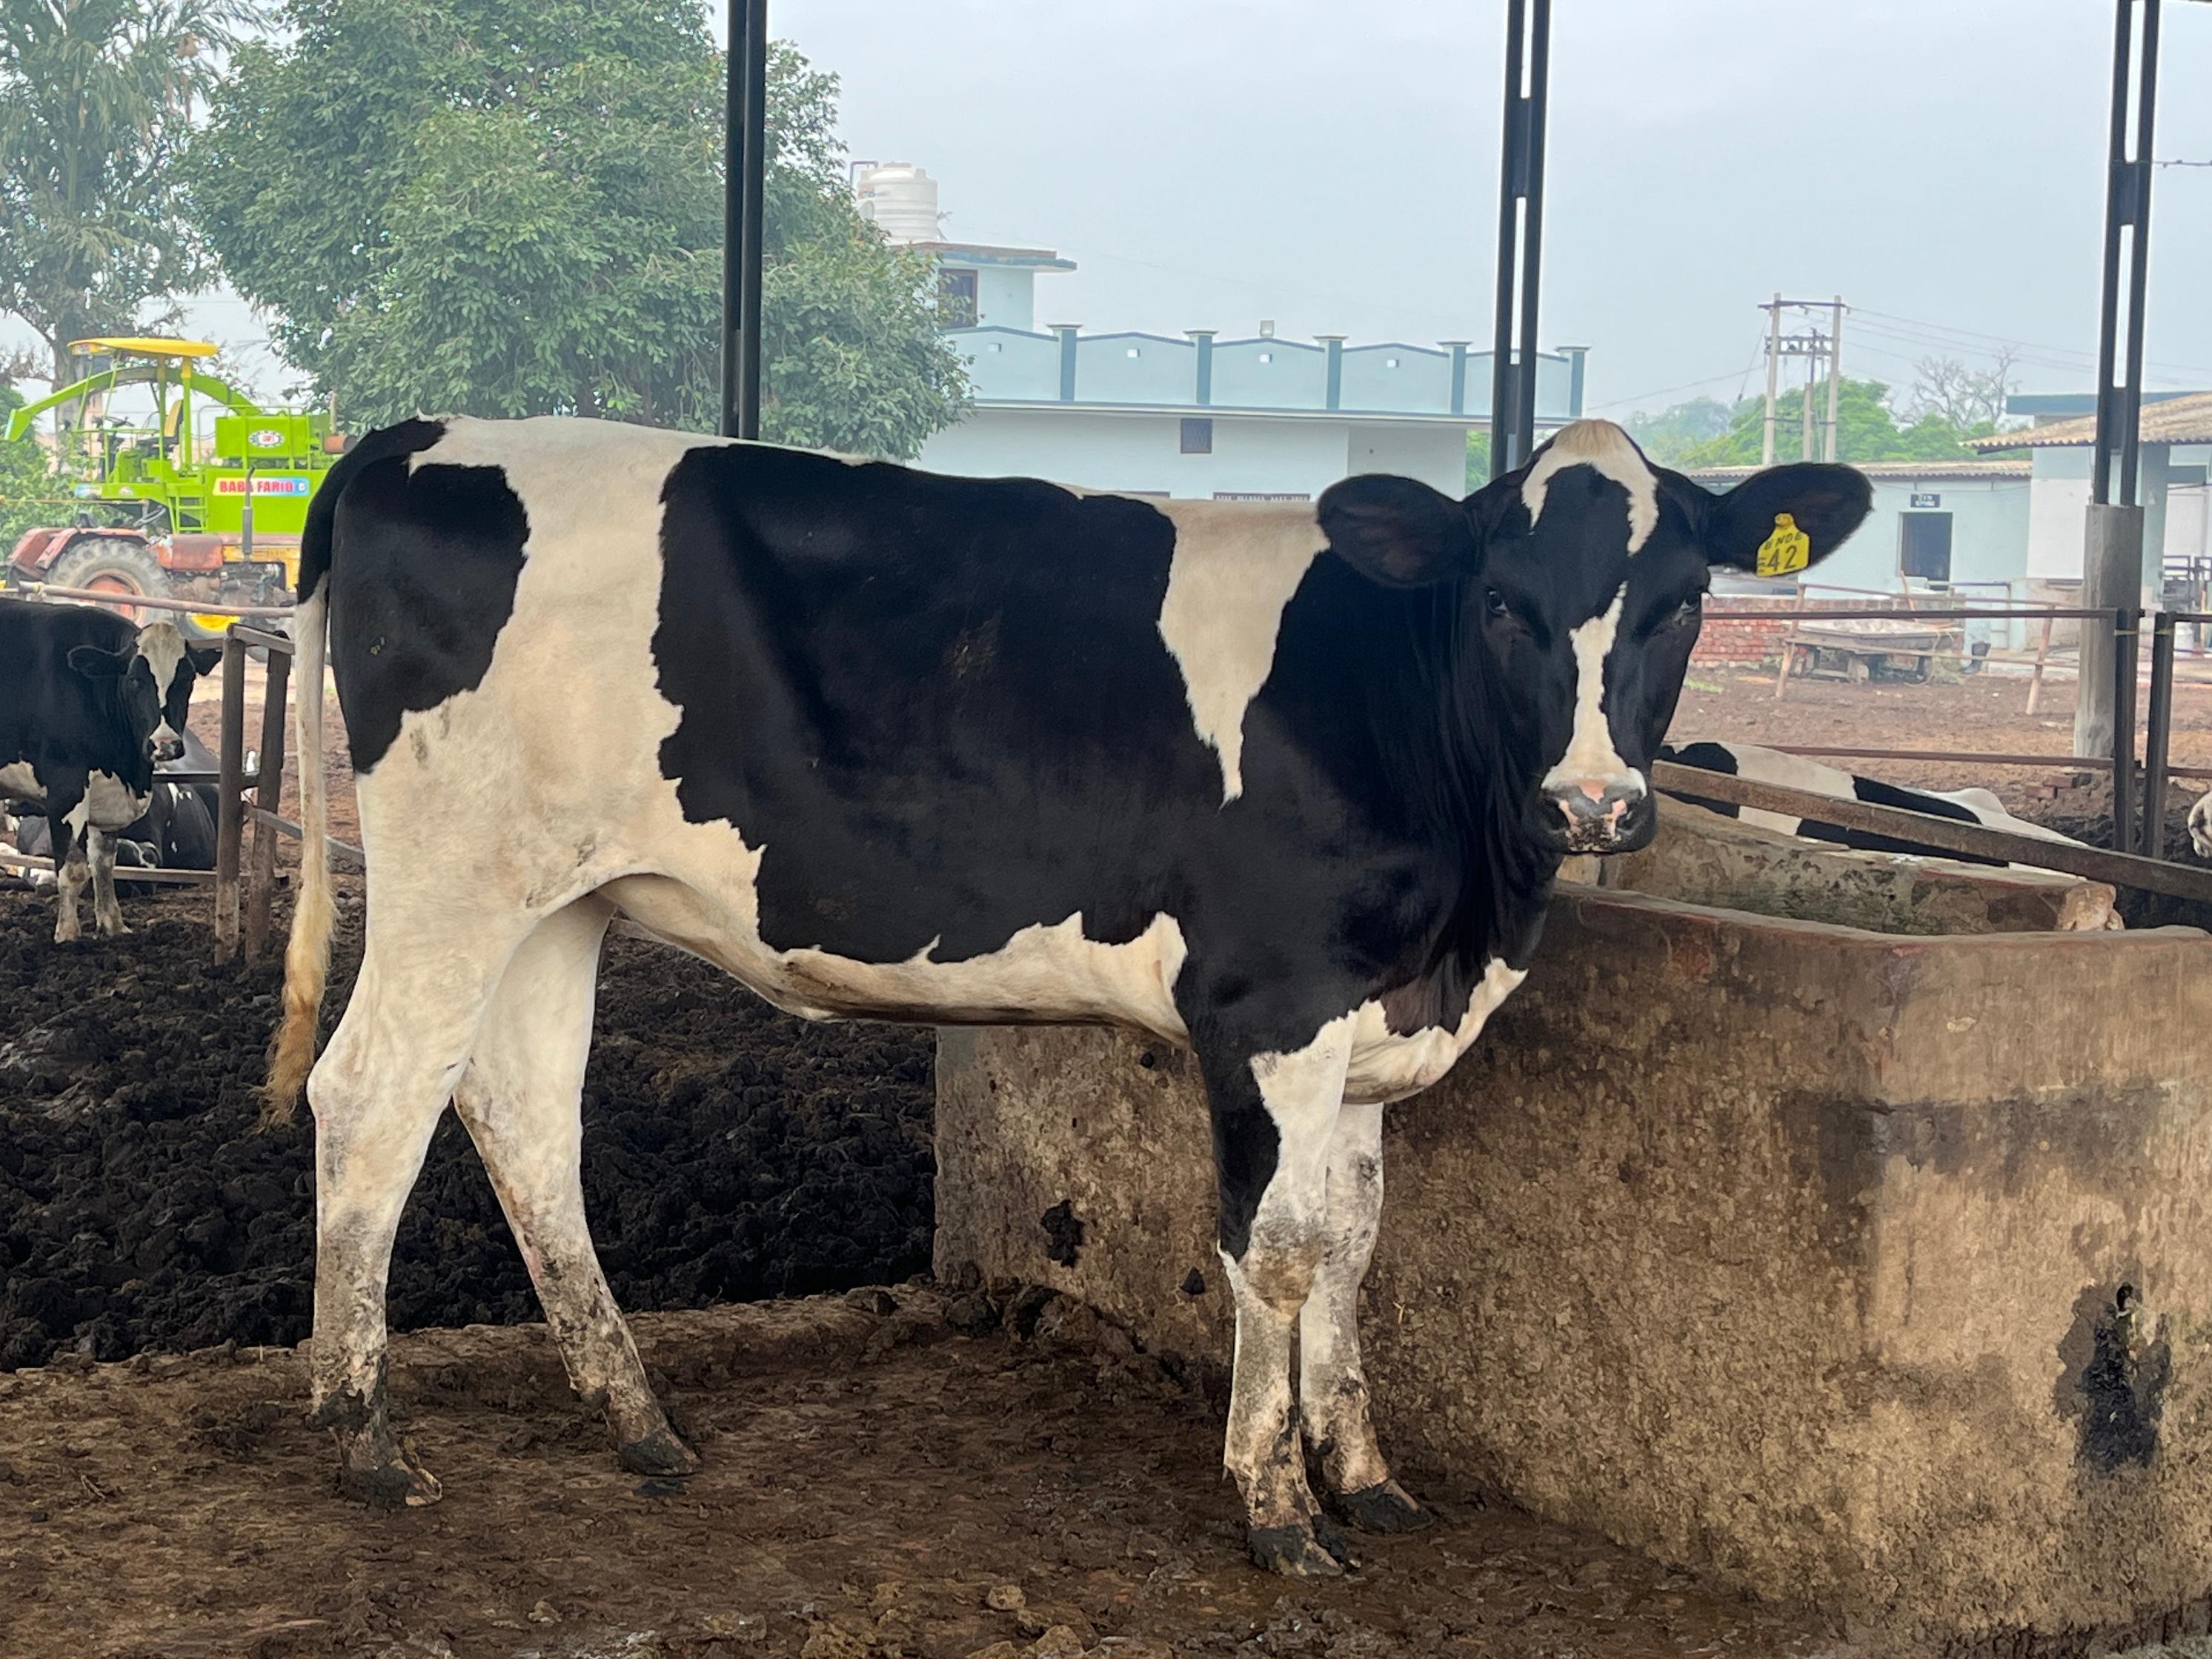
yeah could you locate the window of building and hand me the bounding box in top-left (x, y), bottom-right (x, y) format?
top-left (937, 267), bottom-right (978, 329)
top-left (1180, 417), bottom-right (1213, 454)
top-left (1257, 351), bottom-right (1273, 364)
top-left (1126, 346), bottom-right (1141, 359)
top-left (1899, 512), bottom-right (1953, 583)
top-left (1385, 356), bottom-right (1401, 368)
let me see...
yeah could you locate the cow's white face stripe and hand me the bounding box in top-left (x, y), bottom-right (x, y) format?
top-left (1520, 419), bottom-right (1659, 554)
top-left (136, 622), bottom-right (187, 702)
top-left (1542, 586), bottom-right (1633, 793)
top-left (1155, 502), bottom-right (1323, 802)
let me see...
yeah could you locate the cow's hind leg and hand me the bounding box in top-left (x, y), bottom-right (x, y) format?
top-left (1300, 1101), bottom-right (1429, 1532)
top-left (307, 917), bottom-right (515, 1507)
top-left (86, 826), bottom-right (128, 937)
top-left (1201, 1015), bottom-right (1355, 1578)
top-left (450, 895), bottom-right (694, 1476)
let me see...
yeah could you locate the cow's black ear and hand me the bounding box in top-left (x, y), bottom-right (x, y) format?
top-left (1699, 463), bottom-right (1873, 575)
top-left (1319, 474), bottom-right (1481, 588)
top-left (186, 645), bottom-right (222, 676)
top-left (66, 645), bottom-right (128, 680)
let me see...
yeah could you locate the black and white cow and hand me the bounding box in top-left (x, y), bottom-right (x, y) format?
top-left (6, 725), bottom-right (222, 890)
top-left (1656, 740), bottom-right (2089, 867)
top-left (0, 599), bottom-right (219, 940)
top-left (265, 416), bottom-right (1868, 1572)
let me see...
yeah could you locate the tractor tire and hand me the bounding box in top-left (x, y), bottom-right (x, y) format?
top-left (44, 537), bottom-right (173, 628)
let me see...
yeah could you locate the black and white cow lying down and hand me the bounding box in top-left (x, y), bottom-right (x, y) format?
top-left (1655, 740), bottom-right (2090, 866)
top-left (265, 416), bottom-right (1869, 1574)
top-left (0, 599), bottom-right (219, 941)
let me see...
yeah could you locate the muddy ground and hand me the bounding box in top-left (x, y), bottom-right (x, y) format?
top-left (0, 1290), bottom-right (1846, 1659)
top-left (0, 888), bottom-right (933, 1373)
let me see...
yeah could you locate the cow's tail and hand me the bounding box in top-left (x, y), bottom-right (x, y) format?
top-left (263, 582), bottom-right (331, 1125)
top-left (260, 417), bottom-right (448, 1126)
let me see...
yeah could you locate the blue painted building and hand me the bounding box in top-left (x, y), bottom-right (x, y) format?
top-left (860, 164), bottom-right (1587, 500)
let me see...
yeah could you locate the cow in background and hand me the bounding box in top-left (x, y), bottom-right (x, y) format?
top-left (1658, 741), bottom-right (2092, 868)
top-left (0, 600), bottom-right (219, 940)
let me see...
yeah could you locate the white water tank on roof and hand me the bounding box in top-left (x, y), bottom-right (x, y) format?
top-left (854, 162), bottom-right (941, 243)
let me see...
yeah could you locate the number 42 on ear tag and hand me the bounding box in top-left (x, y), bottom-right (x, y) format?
top-left (1756, 511), bottom-right (1811, 578)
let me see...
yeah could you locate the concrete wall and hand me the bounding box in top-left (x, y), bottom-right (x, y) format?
top-left (1811, 474), bottom-right (2032, 597)
top-left (919, 407), bottom-right (1472, 499)
top-left (937, 884), bottom-right (2212, 1652)
top-left (2027, 445), bottom-right (2173, 602)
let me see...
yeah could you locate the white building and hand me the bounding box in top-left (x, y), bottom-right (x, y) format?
top-left (854, 162), bottom-right (1587, 500)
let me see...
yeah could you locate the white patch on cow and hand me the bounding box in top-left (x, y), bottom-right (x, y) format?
top-left (2192, 789), bottom-right (2212, 860)
top-left (1542, 587), bottom-right (1640, 799)
top-left (1154, 500), bottom-right (1324, 802)
top-left (136, 622), bottom-right (189, 751)
top-left (1342, 957), bottom-right (1529, 1104)
top-left (0, 761), bottom-right (39, 799)
top-left (1520, 419), bottom-right (1660, 553)
top-left (75, 771), bottom-right (150, 834)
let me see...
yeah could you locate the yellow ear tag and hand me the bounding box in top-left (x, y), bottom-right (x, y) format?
top-left (1756, 511), bottom-right (1811, 578)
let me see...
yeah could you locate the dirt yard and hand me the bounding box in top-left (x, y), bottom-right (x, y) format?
top-left (0, 1288), bottom-right (1846, 1659)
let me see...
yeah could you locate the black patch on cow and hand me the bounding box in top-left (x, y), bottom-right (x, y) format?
top-left (1039, 1200), bottom-right (1085, 1268)
top-left (296, 419), bottom-right (448, 607)
top-left (1653, 741), bottom-right (1745, 820)
top-left (325, 448), bottom-right (531, 774)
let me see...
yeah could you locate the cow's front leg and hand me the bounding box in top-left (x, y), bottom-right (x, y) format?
top-left (47, 807), bottom-right (87, 944)
top-left (1299, 1100), bottom-right (1429, 1532)
top-left (86, 826), bottom-right (130, 938)
top-left (1199, 1014), bottom-right (1355, 1577)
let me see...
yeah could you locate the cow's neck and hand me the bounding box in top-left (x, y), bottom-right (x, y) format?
top-left (1407, 592), bottom-right (1561, 973)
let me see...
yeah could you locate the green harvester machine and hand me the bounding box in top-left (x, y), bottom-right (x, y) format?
top-left (4, 337), bottom-right (345, 636)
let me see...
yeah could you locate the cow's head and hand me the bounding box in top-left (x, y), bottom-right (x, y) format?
top-left (65, 622), bottom-right (221, 763)
top-left (1318, 419), bottom-right (1870, 856)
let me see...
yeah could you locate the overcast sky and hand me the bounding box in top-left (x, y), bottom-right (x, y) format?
top-left (755, 0), bottom-right (2212, 416)
top-left (28, 1), bottom-right (2211, 419)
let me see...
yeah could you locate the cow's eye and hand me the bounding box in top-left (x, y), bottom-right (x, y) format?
top-left (1484, 588), bottom-right (1510, 620)
top-left (1673, 594), bottom-right (1703, 626)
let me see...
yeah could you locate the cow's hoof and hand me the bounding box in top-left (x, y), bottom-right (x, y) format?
top-left (1247, 1520), bottom-right (1350, 1577)
top-left (618, 1423), bottom-right (701, 1477)
top-left (1332, 1478), bottom-right (1434, 1533)
top-left (336, 1440), bottom-right (443, 1509)
top-left (52, 924), bottom-right (79, 945)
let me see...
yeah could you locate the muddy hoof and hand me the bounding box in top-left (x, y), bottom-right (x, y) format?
top-left (336, 1442), bottom-right (442, 1509)
top-left (618, 1424), bottom-right (701, 1477)
top-left (1247, 1520), bottom-right (1348, 1578)
top-left (1332, 1478), bottom-right (1434, 1533)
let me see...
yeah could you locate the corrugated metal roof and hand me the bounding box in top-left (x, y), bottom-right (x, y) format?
top-left (1969, 390), bottom-right (2212, 450)
top-left (1687, 458), bottom-right (2030, 482)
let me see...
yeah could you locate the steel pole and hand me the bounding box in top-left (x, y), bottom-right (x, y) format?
top-left (1488, 0), bottom-right (1550, 479)
top-left (720, 0), bottom-right (768, 440)
top-left (2079, 0), bottom-right (2160, 758)
top-left (1823, 297), bottom-right (1844, 463)
top-left (2143, 611), bottom-right (2176, 858)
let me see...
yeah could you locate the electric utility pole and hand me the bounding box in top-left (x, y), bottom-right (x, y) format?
top-left (1761, 297), bottom-right (1847, 466)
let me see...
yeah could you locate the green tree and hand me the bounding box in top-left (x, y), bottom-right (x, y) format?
top-left (1624, 396), bottom-right (1734, 467)
top-left (0, 0), bottom-right (259, 389)
top-left (1676, 378), bottom-right (1990, 469)
top-left (0, 376), bottom-right (65, 545)
top-left (190, 2), bottom-right (966, 456)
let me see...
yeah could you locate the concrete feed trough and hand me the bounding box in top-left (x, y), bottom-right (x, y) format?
top-left (934, 812), bottom-right (2212, 1652)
